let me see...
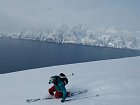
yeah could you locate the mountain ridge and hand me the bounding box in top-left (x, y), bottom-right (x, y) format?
top-left (0, 26), bottom-right (140, 50)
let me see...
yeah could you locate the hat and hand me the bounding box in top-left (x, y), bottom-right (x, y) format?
top-left (59, 73), bottom-right (66, 78)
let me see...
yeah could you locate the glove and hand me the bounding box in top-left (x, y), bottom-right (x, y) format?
top-left (61, 100), bottom-right (65, 103)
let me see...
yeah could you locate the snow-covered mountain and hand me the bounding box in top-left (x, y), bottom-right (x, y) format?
top-left (0, 25), bottom-right (140, 50)
top-left (0, 56), bottom-right (140, 105)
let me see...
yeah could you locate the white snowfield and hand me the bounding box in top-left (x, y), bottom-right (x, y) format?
top-left (0, 26), bottom-right (140, 50)
top-left (0, 56), bottom-right (140, 105)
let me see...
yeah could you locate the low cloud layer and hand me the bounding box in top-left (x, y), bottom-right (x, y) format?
top-left (0, 0), bottom-right (140, 32)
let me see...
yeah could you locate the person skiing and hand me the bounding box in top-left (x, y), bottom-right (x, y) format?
top-left (48, 73), bottom-right (70, 102)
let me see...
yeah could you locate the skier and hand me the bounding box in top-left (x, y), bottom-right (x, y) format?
top-left (48, 73), bottom-right (70, 102)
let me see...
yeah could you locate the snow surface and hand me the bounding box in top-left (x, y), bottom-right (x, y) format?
top-left (0, 26), bottom-right (140, 50)
top-left (0, 57), bottom-right (140, 105)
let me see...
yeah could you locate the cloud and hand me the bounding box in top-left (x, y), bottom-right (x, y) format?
top-left (0, 0), bottom-right (140, 32)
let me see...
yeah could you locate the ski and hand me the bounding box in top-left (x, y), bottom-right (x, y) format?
top-left (26, 90), bottom-right (89, 103)
top-left (71, 89), bottom-right (88, 96)
top-left (65, 94), bottom-right (99, 102)
top-left (26, 97), bottom-right (54, 103)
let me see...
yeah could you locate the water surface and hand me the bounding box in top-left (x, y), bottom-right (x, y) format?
top-left (0, 38), bottom-right (140, 74)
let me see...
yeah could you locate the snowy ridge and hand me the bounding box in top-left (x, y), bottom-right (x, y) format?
top-left (0, 25), bottom-right (140, 50)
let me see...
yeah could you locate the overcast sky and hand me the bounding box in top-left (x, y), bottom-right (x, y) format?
top-left (0, 0), bottom-right (140, 32)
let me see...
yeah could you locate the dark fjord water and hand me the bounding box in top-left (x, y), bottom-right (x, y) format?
top-left (0, 38), bottom-right (140, 74)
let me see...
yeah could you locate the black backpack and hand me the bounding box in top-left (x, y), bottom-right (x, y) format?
top-left (59, 73), bottom-right (68, 85)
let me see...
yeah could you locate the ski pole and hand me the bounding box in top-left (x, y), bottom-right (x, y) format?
top-left (66, 73), bottom-right (74, 77)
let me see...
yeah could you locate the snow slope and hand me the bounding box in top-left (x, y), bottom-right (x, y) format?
top-left (0, 57), bottom-right (140, 105)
